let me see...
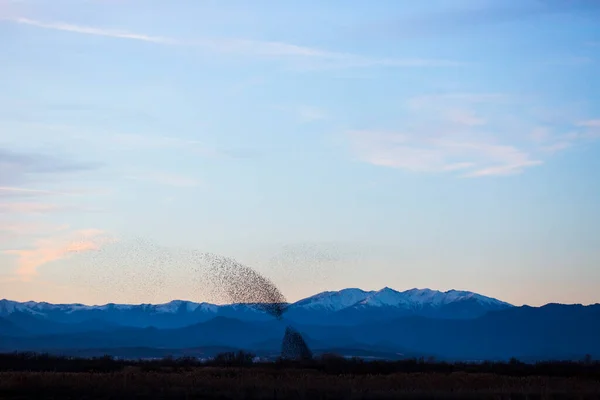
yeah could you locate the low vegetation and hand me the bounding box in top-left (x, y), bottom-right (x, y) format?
top-left (0, 352), bottom-right (598, 399)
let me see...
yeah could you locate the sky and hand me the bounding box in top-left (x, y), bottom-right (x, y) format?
top-left (1, 0), bottom-right (599, 307)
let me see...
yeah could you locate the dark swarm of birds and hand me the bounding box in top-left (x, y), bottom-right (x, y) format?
top-left (206, 254), bottom-right (312, 360)
top-left (205, 253), bottom-right (288, 319)
top-left (280, 326), bottom-right (312, 360)
top-left (74, 237), bottom-right (314, 361)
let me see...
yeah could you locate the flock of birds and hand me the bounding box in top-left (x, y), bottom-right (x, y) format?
top-left (73, 236), bottom-right (316, 359)
top-left (206, 252), bottom-right (312, 359)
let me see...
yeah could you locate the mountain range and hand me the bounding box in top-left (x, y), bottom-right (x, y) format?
top-left (0, 287), bottom-right (511, 329)
top-left (1, 287), bottom-right (598, 362)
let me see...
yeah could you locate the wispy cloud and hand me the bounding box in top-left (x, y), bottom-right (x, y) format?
top-left (0, 201), bottom-right (100, 214)
top-left (3, 229), bottom-right (116, 280)
top-left (0, 202), bottom-right (63, 214)
top-left (0, 147), bottom-right (105, 220)
top-left (0, 222), bottom-right (68, 236)
top-left (109, 133), bottom-right (213, 153)
top-left (124, 172), bottom-right (201, 188)
top-left (345, 91), bottom-right (600, 177)
top-left (444, 109), bottom-right (487, 127)
top-left (0, 222), bottom-right (70, 244)
top-left (540, 141), bottom-right (572, 154)
top-left (0, 186), bottom-right (72, 196)
top-left (347, 130), bottom-right (542, 177)
top-left (576, 120), bottom-right (600, 128)
top-left (0, 147), bottom-right (101, 189)
top-left (530, 127), bottom-right (551, 143)
top-left (6, 17), bottom-right (464, 69)
top-left (11, 17), bottom-right (175, 44)
top-left (407, 93), bottom-right (509, 109)
top-left (574, 119), bottom-right (600, 139)
top-left (108, 132), bottom-right (260, 159)
top-left (528, 126), bottom-right (576, 154)
top-left (297, 106), bottom-right (328, 122)
top-left (342, 92), bottom-right (595, 177)
top-left (275, 105), bottom-right (329, 122)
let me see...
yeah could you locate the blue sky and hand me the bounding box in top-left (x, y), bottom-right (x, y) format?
top-left (1, 0), bottom-right (599, 306)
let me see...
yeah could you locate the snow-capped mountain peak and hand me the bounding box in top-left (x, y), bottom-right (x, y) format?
top-left (0, 299), bottom-right (41, 315)
top-left (0, 287), bottom-right (512, 326)
top-left (356, 287), bottom-right (405, 307)
top-left (352, 287), bottom-right (510, 309)
top-left (153, 300), bottom-right (218, 314)
top-left (293, 287), bottom-right (512, 311)
top-left (153, 300), bottom-right (189, 313)
top-left (291, 288), bottom-right (372, 311)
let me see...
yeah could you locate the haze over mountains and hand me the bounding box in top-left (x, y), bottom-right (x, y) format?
top-left (1, 287), bottom-right (598, 362)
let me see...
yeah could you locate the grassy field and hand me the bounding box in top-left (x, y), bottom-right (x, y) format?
top-left (2, 368), bottom-right (600, 399)
top-left (0, 353), bottom-right (599, 399)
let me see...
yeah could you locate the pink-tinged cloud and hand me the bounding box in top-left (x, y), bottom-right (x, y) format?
top-left (444, 110), bottom-right (487, 127)
top-left (407, 93), bottom-right (509, 110)
top-left (0, 186), bottom-right (68, 196)
top-left (124, 172), bottom-right (200, 188)
top-left (541, 142), bottom-right (572, 154)
top-left (0, 186), bottom-right (113, 199)
top-left (577, 120), bottom-right (600, 128)
top-left (530, 127), bottom-right (551, 143)
top-left (346, 130), bottom-right (543, 177)
top-left (0, 222), bottom-right (69, 237)
top-left (573, 120), bottom-right (600, 139)
top-left (0, 186), bottom-right (77, 196)
top-left (0, 202), bottom-right (63, 214)
top-left (3, 229), bottom-right (116, 280)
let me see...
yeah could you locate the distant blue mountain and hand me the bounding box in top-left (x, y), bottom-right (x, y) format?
top-left (1, 289), bottom-right (598, 361)
top-left (0, 304), bottom-right (599, 361)
top-left (0, 287), bottom-right (512, 329)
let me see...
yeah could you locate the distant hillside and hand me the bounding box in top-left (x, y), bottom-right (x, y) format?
top-left (0, 287), bottom-right (512, 329)
top-left (0, 301), bottom-right (598, 361)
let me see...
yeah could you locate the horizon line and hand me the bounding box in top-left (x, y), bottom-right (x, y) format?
top-left (4, 286), bottom-right (592, 308)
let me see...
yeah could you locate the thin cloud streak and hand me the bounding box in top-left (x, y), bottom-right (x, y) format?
top-left (0, 222), bottom-right (70, 245)
top-left (577, 120), bottom-right (600, 128)
top-left (0, 202), bottom-right (63, 214)
top-left (3, 229), bottom-right (116, 280)
top-left (109, 133), bottom-right (229, 158)
top-left (0, 222), bottom-right (69, 237)
top-left (0, 148), bottom-right (102, 200)
top-left (444, 110), bottom-right (487, 127)
top-left (124, 172), bottom-right (201, 188)
top-left (0, 186), bottom-right (74, 196)
top-left (12, 17), bottom-right (176, 44)
top-left (344, 91), bottom-right (553, 177)
top-left (346, 110), bottom-right (600, 177)
top-left (575, 120), bottom-right (600, 139)
top-left (0, 201), bottom-right (104, 214)
top-left (7, 17), bottom-right (464, 68)
top-left (408, 93), bottom-right (510, 110)
top-left (347, 130), bottom-right (543, 177)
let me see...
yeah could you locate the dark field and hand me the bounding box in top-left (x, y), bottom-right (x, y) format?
top-left (1, 353), bottom-right (600, 399)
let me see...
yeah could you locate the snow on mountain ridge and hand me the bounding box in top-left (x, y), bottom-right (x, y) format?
top-left (291, 288), bottom-right (373, 311)
top-left (154, 300), bottom-right (218, 313)
top-left (0, 287), bottom-right (511, 318)
top-left (0, 299), bottom-right (44, 315)
top-left (354, 287), bottom-right (510, 308)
